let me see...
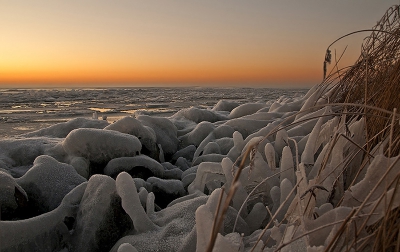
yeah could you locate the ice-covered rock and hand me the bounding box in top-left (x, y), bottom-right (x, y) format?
top-left (171, 145), bottom-right (196, 163)
top-left (162, 167), bottom-right (183, 180)
top-left (0, 137), bottom-right (62, 169)
top-left (193, 125), bottom-right (235, 159)
top-left (0, 169), bottom-right (28, 220)
top-left (62, 128), bottom-right (142, 164)
top-left (224, 118), bottom-right (270, 139)
top-left (202, 141), bottom-right (221, 155)
top-left (70, 175), bottom-right (133, 252)
top-left (21, 117), bottom-right (109, 138)
top-left (137, 115), bottom-right (179, 159)
top-left (104, 155), bottom-right (164, 179)
top-left (212, 100), bottom-right (239, 112)
top-left (178, 121), bottom-right (215, 148)
top-left (229, 103), bottom-right (266, 119)
top-left (104, 116), bottom-right (159, 160)
top-left (147, 177), bottom-right (186, 208)
top-left (172, 107), bottom-right (226, 123)
top-left (118, 243), bottom-right (139, 252)
top-left (16, 155), bottom-right (86, 215)
top-left (215, 137), bottom-right (234, 155)
top-left (175, 156), bottom-right (191, 171)
top-left (0, 182), bottom-right (87, 252)
top-left (67, 156), bottom-right (90, 179)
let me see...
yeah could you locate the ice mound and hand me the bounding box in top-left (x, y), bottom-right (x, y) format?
top-left (147, 177), bottom-right (186, 208)
top-left (70, 174), bottom-right (133, 252)
top-left (16, 155), bottom-right (86, 215)
top-left (228, 103), bottom-right (266, 119)
top-left (0, 137), bottom-right (62, 169)
top-left (0, 169), bottom-right (28, 220)
top-left (171, 107), bottom-right (227, 123)
top-left (21, 117), bottom-right (109, 138)
top-left (0, 182), bottom-right (87, 252)
top-left (62, 128), bottom-right (142, 164)
top-left (178, 121), bottom-right (215, 148)
top-left (104, 155), bottom-right (164, 179)
top-left (105, 116), bottom-right (159, 160)
top-left (137, 115), bottom-right (179, 159)
top-left (212, 100), bottom-right (239, 112)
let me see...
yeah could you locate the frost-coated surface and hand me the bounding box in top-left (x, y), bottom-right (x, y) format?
top-left (62, 128), bottom-right (142, 163)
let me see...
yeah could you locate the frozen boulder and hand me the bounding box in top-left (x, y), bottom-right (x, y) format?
top-left (147, 177), bottom-right (186, 208)
top-left (162, 168), bottom-right (183, 180)
top-left (212, 100), bottom-right (239, 112)
top-left (175, 157), bottom-right (191, 171)
top-left (105, 117), bottom-right (159, 160)
top-left (171, 145), bottom-right (196, 163)
top-left (104, 155), bottom-right (164, 180)
top-left (21, 117), bottom-right (109, 138)
top-left (224, 118), bottom-right (270, 139)
top-left (0, 137), bottom-right (62, 168)
top-left (0, 182), bottom-right (87, 252)
top-left (0, 169), bottom-right (28, 220)
top-left (70, 175), bottom-right (133, 252)
top-left (118, 243), bottom-right (139, 252)
top-left (202, 141), bottom-right (221, 155)
top-left (229, 103), bottom-right (266, 119)
top-left (16, 155), bottom-right (86, 215)
top-left (215, 137), bottom-right (234, 155)
top-left (137, 115), bottom-right (179, 159)
top-left (68, 156), bottom-right (90, 179)
top-left (193, 125), bottom-right (235, 160)
top-left (172, 107), bottom-right (226, 123)
top-left (62, 128), bottom-right (142, 164)
top-left (178, 121), bottom-right (215, 148)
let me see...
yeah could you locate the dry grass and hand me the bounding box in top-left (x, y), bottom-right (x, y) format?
top-left (322, 5), bottom-right (400, 156)
top-left (206, 5), bottom-right (400, 252)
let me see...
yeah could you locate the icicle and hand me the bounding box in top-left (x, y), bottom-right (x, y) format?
top-left (280, 146), bottom-right (295, 186)
top-left (264, 142), bottom-right (276, 171)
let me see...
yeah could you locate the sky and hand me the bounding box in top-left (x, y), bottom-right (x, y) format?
top-left (0, 1), bottom-right (398, 88)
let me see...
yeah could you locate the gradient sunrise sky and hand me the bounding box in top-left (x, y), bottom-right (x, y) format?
top-left (0, 1), bottom-right (397, 88)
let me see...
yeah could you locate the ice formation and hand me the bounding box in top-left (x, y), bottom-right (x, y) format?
top-left (1, 83), bottom-right (399, 252)
top-left (62, 128), bottom-right (142, 164)
top-left (16, 155), bottom-right (86, 215)
top-left (105, 116), bottom-right (158, 160)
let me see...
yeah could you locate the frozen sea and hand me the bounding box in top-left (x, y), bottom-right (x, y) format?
top-left (0, 87), bottom-right (307, 137)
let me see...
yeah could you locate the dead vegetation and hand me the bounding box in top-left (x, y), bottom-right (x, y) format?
top-left (207, 5), bottom-right (400, 252)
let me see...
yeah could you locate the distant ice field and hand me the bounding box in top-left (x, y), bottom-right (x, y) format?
top-left (0, 87), bottom-right (307, 137)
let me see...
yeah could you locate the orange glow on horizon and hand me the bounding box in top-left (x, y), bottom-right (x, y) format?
top-left (0, 64), bottom-right (321, 86)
